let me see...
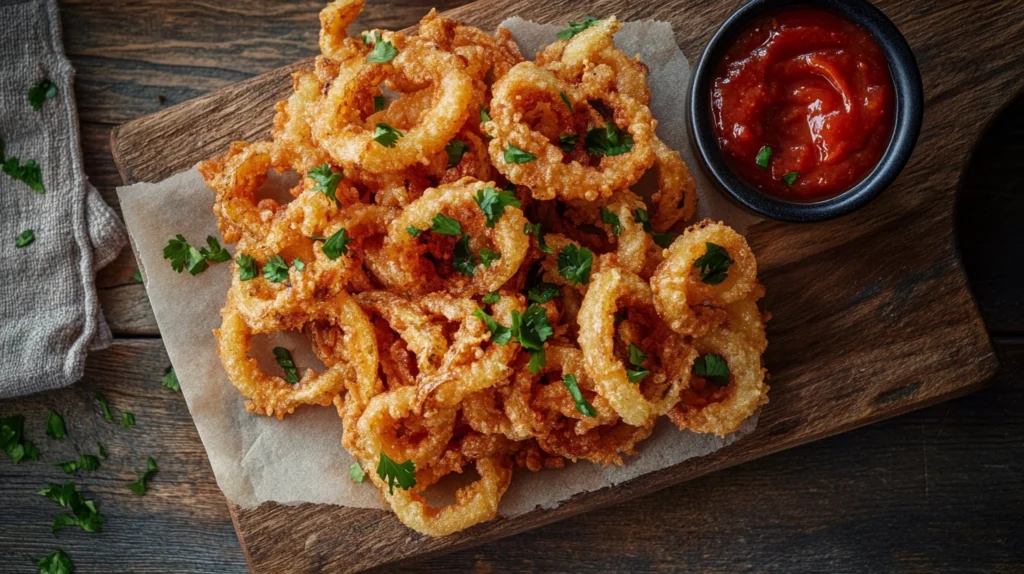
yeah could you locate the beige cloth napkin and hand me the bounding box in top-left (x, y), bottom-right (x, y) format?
top-left (0, 0), bottom-right (127, 398)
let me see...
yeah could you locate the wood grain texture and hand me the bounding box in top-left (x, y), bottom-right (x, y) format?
top-left (106, 0), bottom-right (1017, 570)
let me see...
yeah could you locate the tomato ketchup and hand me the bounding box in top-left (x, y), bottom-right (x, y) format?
top-left (710, 7), bottom-right (894, 201)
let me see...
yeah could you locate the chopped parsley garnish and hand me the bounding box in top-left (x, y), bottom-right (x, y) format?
top-left (46, 411), bottom-right (66, 439)
top-left (308, 163), bottom-right (344, 205)
top-left (511, 304), bottom-right (553, 373)
top-left (376, 452), bottom-right (416, 495)
top-left (162, 235), bottom-right (208, 275)
top-left (479, 247), bottom-right (500, 267)
top-left (557, 243), bottom-right (593, 285)
top-left (200, 236), bottom-right (231, 262)
top-left (562, 374), bottom-right (596, 417)
top-left (445, 138), bottom-right (469, 168)
top-left (162, 366), bottom-right (180, 391)
top-left (362, 32), bottom-right (371, 45)
top-left (693, 353), bottom-right (731, 386)
top-left (1, 137), bottom-right (45, 193)
top-left (57, 452), bottom-right (100, 474)
top-left (38, 482), bottom-right (104, 533)
top-left (626, 343), bottom-right (649, 383)
top-left (503, 144), bottom-right (537, 164)
top-left (236, 254), bottom-right (258, 281)
top-left (121, 412), bottom-right (135, 430)
top-left (474, 187), bottom-right (521, 227)
top-left (1, 415), bottom-right (40, 463)
top-left (782, 171), bottom-right (799, 186)
top-left (600, 206), bottom-right (622, 235)
top-left (133, 269), bottom-right (143, 282)
top-left (480, 106), bottom-right (491, 123)
top-left (321, 228), bottom-right (353, 260)
top-left (97, 443), bottom-right (107, 460)
top-left (482, 292), bottom-right (500, 304)
top-left (15, 229), bottom-right (34, 248)
top-left (473, 309), bottom-right (511, 345)
top-left (93, 393), bottom-right (112, 422)
top-left (653, 232), bottom-right (677, 248)
top-left (406, 226), bottom-right (422, 238)
top-left (366, 31), bottom-right (398, 63)
top-left (559, 91), bottom-right (574, 111)
top-left (127, 458), bottom-right (158, 495)
top-left (586, 123), bottom-right (633, 157)
top-left (523, 222), bottom-right (553, 253)
top-left (373, 95), bottom-right (386, 111)
top-left (349, 462), bottom-right (366, 483)
top-left (452, 235), bottom-right (477, 276)
top-left (292, 258), bottom-right (306, 271)
top-left (273, 347), bottom-right (300, 384)
top-left (33, 549), bottom-right (73, 574)
top-left (262, 254), bottom-right (290, 282)
top-left (430, 214), bottom-right (463, 236)
top-left (755, 145), bottom-right (772, 169)
top-left (556, 16), bottom-right (599, 40)
top-left (527, 281), bottom-right (560, 304)
top-left (372, 122), bottom-right (403, 147)
top-left (28, 78), bottom-right (58, 111)
top-left (558, 133), bottom-right (578, 152)
top-left (694, 242), bottom-right (733, 285)
top-left (632, 208), bottom-right (652, 232)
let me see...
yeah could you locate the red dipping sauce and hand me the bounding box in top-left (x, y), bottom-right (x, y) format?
top-left (710, 7), bottom-right (895, 201)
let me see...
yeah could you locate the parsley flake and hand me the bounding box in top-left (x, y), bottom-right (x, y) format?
top-left (694, 242), bottom-right (733, 285)
top-left (452, 235), bottom-right (477, 276)
top-left (633, 208), bottom-right (652, 232)
top-left (482, 292), bottom-right (500, 304)
top-left (200, 235), bottom-right (231, 262)
top-left (121, 412), bottom-right (135, 429)
top-left (474, 187), bottom-right (521, 227)
top-left (321, 228), bottom-right (353, 260)
top-left (480, 106), bottom-right (491, 123)
top-left (523, 222), bottom-right (553, 253)
top-left (511, 304), bottom-right (553, 373)
top-left (33, 549), bottom-right (73, 574)
top-left (406, 226), bottom-right (422, 237)
top-left (600, 206), bottom-right (622, 235)
top-left (308, 163), bottom-right (344, 205)
top-left (366, 31), bottom-right (398, 63)
top-left (653, 232), bottom-right (677, 248)
top-left (236, 254), bottom-right (258, 281)
top-left (1, 415), bottom-right (40, 463)
top-left (46, 411), bottom-right (66, 439)
top-left (479, 247), bottom-right (500, 267)
top-left (527, 281), bottom-right (560, 304)
top-left (38, 482), bottom-right (104, 533)
top-left (162, 235), bottom-right (208, 275)
top-left (586, 123), bottom-right (633, 157)
top-left (93, 393), bottom-right (112, 422)
top-left (562, 374), bottom-right (597, 417)
top-left (262, 254), bottom-right (290, 282)
top-left (556, 16), bottom-right (600, 40)
top-left (557, 243), bottom-right (593, 285)
top-left (372, 122), bottom-right (403, 148)
top-left (162, 366), bottom-right (180, 392)
top-left (292, 258), bottom-right (306, 271)
top-left (0, 139), bottom-right (45, 193)
top-left (133, 269), bottom-right (143, 282)
top-left (693, 353), bottom-right (731, 386)
top-left (445, 138), bottom-right (469, 168)
top-left (755, 145), bottom-right (772, 169)
top-left (782, 171), bottom-right (799, 186)
top-left (97, 443), bottom-right (107, 461)
top-left (28, 79), bottom-right (58, 111)
top-left (373, 95), bottom-right (386, 111)
top-left (127, 458), bottom-right (158, 496)
top-left (626, 343), bottom-right (649, 383)
top-left (376, 452), bottom-right (416, 495)
top-left (558, 133), bottom-right (578, 152)
top-left (273, 347), bottom-right (300, 384)
top-left (16, 229), bottom-right (34, 247)
top-left (349, 461), bottom-right (366, 483)
top-left (503, 144), bottom-right (537, 164)
top-left (473, 309), bottom-right (512, 345)
top-left (559, 91), bottom-right (574, 111)
top-left (430, 214), bottom-right (463, 236)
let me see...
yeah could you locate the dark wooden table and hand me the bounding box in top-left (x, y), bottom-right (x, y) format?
top-left (1, 1), bottom-right (1021, 572)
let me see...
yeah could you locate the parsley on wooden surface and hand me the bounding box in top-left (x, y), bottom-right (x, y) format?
top-left (162, 366), bottom-right (180, 391)
top-left (121, 412), bottom-right (135, 430)
top-left (1, 415), bottom-right (40, 463)
top-left (127, 458), bottom-right (158, 495)
top-left (32, 549), bottom-right (73, 574)
top-left (38, 482), bottom-right (104, 533)
top-left (93, 393), bottom-right (112, 422)
top-left (46, 411), bottom-right (66, 439)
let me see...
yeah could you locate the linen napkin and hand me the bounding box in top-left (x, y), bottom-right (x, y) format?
top-left (0, 0), bottom-right (127, 398)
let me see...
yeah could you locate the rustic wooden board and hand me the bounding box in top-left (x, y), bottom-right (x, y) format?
top-left (108, 0), bottom-right (1021, 571)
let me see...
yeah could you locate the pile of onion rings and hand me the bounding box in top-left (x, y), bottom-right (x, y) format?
top-left (204, 0), bottom-right (768, 536)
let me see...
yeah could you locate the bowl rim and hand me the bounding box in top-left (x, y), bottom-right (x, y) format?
top-left (687, 0), bottom-right (924, 223)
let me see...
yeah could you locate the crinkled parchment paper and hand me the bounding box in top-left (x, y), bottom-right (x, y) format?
top-left (116, 19), bottom-right (760, 515)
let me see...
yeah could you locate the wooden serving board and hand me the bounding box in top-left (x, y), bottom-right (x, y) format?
top-left (109, 0), bottom-right (1021, 570)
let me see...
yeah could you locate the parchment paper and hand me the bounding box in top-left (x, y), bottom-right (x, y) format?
top-left (117, 18), bottom-right (759, 515)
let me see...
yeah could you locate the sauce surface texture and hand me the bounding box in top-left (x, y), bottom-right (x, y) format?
top-left (711, 7), bottom-right (894, 201)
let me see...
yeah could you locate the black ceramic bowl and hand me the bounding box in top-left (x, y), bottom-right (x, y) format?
top-left (688, 0), bottom-right (924, 222)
